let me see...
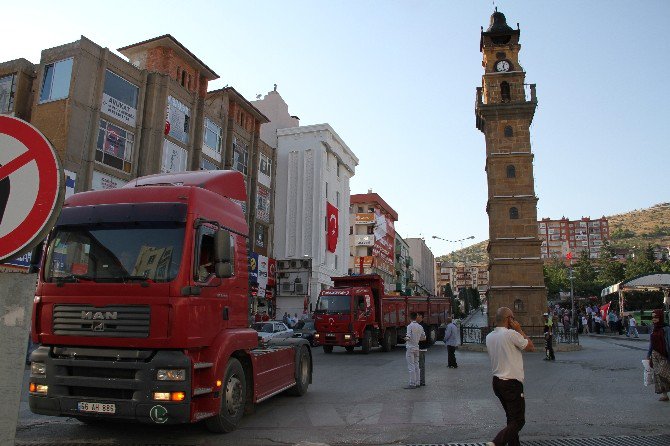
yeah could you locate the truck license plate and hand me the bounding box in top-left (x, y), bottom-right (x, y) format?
top-left (77, 402), bottom-right (116, 414)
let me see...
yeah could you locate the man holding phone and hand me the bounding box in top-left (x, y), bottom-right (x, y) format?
top-left (485, 307), bottom-right (535, 446)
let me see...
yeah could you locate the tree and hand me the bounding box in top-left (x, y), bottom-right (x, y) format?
top-left (452, 297), bottom-right (464, 319)
top-left (624, 244), bottom-right (658, 280)
top-left (597, 241), bottom-right (625, 288)
top-left (543, 258), bottom-right (569, 297)
top-left (467, 287), bottom-right (481, 310)
top-left (443, 284), bottom-right (454, 298)
top-left (572, 250), bottom-right (599, 297)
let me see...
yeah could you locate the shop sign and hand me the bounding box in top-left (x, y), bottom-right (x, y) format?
top-left (248, 252), bottom-right (259, 282)
top-left (257, 255), bottom-right (269, 298)
top-left (354, 256), bottom-right (374, 267)
top-left (101, 93), bottom-right (137, 127)
top-left (355, 213), bottom-right (375, 224)
top-left (91, 170), bottom-right (127, 191)
top-left (355, 235), bottom-right (374, 246)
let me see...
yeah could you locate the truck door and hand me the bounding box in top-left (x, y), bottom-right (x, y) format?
top-left (192, 225), bottom-right (226, 337)
top-left (355, 295), bottom-right (367, 321)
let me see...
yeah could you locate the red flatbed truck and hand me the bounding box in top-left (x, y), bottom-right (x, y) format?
top-left (28, 170), bottom-right (311, 432)
top-left (313, 274), bottom-right (449, 353)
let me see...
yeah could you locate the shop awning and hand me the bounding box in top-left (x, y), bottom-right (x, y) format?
top-left (601, 273), bottom-right (670, 298)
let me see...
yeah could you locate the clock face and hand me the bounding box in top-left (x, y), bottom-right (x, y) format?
top-left (495, 60), bottom-right (511, 72)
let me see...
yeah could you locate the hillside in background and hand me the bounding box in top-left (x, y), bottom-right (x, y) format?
top-left (436, 203), bottom-right (670, 265)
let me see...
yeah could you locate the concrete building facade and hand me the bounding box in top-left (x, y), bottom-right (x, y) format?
top-left (349, 192), bottom-right (398, 292)
top-left (405, 238), bottom-right (436, 295)
top-left (273, 124), bottom-right (358, 316)
top-left (475, 11), bottom-right (546, 327)
top-left (538, 217), bottom-right (610, 261)
top-left (394, 234), bottom-right (413, 295)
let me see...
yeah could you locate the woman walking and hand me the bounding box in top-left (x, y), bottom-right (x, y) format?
top-left (647, 309), bottom-right (670, 401)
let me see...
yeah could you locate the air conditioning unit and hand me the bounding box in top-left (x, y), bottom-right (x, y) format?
top-left (278, 260), bottom-right (290, 270)
top-left (290, 260), bottom-right (300, 268)
top-left (302, 259), bottom-right (311, 268)
top-left (281, 283), bottom-right (293, 293)
top-left (295, 283), bottom-right (305, 294)
top-left (279, 272), bottom-right (289, 279)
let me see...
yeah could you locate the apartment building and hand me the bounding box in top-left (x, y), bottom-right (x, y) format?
top-left (538, 217), bottom-right (610, 261)
top-left (394, 234), bottom-right (413, 295)
top-left (349, 192), bottom-right (398, 293)
top-left (436, 261), bottom-right (489, 300)
top-left (405, 238), bottom-right (436, 295)
top-left (0, 35), bottom-right (279, 306)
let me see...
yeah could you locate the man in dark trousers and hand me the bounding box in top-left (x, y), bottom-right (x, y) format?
top-left (443, 317), bottom-right (459, 368)
top-left (542, 314), bottom-right (555, 361)
top-left (485, 307), bottom-right (535, 446)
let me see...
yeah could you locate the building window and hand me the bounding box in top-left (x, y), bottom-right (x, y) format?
top-left (513, 299), bottom-right (524, 312)
top-left (39, 58), bottom-right (73, 103)
top-left (509, 207), bottom-right (519, 219)
top-left (102, 70), bottom-right (139, 126)
top-left (259, 154), bottom-right (272, 177)
top-left (500, 81), bottom-right (511, 102)
top-left (349, 226), bottom-right (353, 235)
top-left (161, 138), bottom-right (188, 173)
top-left (200, 158), bottom-right (218, 171)
top-left (256, 186), bottom-right (271, 223)
top-left (95, 119), bottom-right (134, 173)
top-left (232, 137), bottom-right (248, 175)
top-left (504, 125), bottom-right (513, 137)
top-left (358, 206), bottom-right (363, 213)
top-left (336, 191), bottom-right (340, 207)
top-left (166, 96), bottom-right (191, 144)
top-left (506, 165), bottom-right (516, 178)
top-left (181, 70), bottom-right (187, 87)
top-left (0, 74), bottom-right (16, 114)
top-left (367, 226), bottom-right (374, 235)
top-left (203, 118), bottom-right (222, 162)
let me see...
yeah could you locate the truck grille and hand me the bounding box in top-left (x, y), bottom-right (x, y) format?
top-left (53, 305), bottom-right (150, 338)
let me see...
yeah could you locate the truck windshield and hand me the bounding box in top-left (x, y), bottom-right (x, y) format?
top-left (315, 295), bottom-right (351, 314)
top-left (44, 222), bottom-right (185, 283)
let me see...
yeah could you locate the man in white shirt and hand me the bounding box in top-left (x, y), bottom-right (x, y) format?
top-left (485, 307), bottom-right (535, 446)
top-left (404, 311), bottom-right (426, 389)
top-left (628, 315), bottom-right (639, 338)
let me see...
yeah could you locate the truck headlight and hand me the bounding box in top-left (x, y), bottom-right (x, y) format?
top-left (314, 333), bottom-right (320, 338)
top-left (344, 334), bottom-right (351, 340)
top-left (31, 362), bottom-right (46, 376)
top-left (157, 369), bottom-right (186, 381)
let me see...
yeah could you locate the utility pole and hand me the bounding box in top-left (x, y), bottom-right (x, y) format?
top-left (568, 252), bottom-right (575, 327)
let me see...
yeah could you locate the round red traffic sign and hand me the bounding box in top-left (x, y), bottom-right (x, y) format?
top-left (0, 116), bottom-right (64, 262)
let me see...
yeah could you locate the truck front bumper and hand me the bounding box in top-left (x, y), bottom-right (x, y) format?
top-left (314, 333), bottom-right (358, 346)
top-left (28, 346), bottom-right (193, 425)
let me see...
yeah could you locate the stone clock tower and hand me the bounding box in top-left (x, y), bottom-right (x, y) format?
top-left (475, 10), bottom-right (546, 327)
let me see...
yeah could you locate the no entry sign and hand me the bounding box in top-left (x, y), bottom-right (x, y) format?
top-left (0, 116), bottom-right (64, 263)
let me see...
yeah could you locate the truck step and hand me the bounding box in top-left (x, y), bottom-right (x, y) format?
top-left (193, 387), bottom-right (213, 396)
top-left (193, 362), bottom-right (213, 369)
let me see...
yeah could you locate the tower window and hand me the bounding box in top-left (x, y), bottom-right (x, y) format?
top-left (513, 299), bottom-right (524, 312)
top-left (509, 207), bottom-right (519, 219)
top-left (501, 82), bottom-right (511, 102)
top-left (504, 126), bottom-right (513, 137)
top-left (506, 165), bottom-right (516, 178)
top-left (181, 70), bottom-right (187, 87)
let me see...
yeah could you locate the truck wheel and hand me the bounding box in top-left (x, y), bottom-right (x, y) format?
top-left (381, 329), bottom-right (393, 352)
top-left (345, 346), bottom-right (355, 353)
top-left (323, 345), bottom-right (333, 354)
top-left (361, 330), bottom-right (373, 354)
top-left (288, 346), bottom-right (311, 396)
top-left (428, 326), bottom-right (437, 345)
top-left (205, 358), bottom-right (246, 433)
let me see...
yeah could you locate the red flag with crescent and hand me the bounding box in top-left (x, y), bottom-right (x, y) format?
top-left (326, 201), bottom-right (338, 253)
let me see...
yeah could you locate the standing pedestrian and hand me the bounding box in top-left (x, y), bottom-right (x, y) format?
top-left (484, 307), bottom-right (535, 446)
top-left (647, 309), bottom-right (670, 402)
top-left (543, 314), bottom-right (555, 361)
top-left (582, 315), bottom-right (590, 335)
top-left (628, 314), bottom-right (639, 338)
top-left (404, 312), bottom-right (425, 389)
top-left (444, 317), bottom-right (459, 368)
top-left (417, 313), bottom-right (428, 386)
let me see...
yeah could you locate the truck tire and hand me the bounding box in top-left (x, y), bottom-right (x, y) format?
top-left (205, 358), bottom-right (246, 433)
top-left (288, 346), bottom-right (311, 396)
top-left (323, 345), bottom-right (333, 354)
top-left (381, 329), bottom-right (393, 352)
top-left (345, 346), bottom-right (355, 353)
top-left (361, 329), bottom-right (373, 354)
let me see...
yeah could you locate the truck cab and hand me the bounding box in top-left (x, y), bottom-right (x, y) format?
top-left (313, 287), bottom-right (376, 353)
top-left (28, 171), bottom-right (311, 432)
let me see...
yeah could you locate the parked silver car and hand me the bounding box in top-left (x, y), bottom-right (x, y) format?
top-left (252, 321), bottom-right (294, 340)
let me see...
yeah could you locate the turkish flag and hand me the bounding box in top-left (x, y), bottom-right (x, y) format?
top-left (600, 301), bottom-right (611, 319)
top-left (326, 201), bottom-right (338, 253)
top-left (566, 252), bottom-right (572, 260)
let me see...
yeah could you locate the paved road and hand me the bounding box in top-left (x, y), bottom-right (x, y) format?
top-left (15, 335), bottom-right (669, 445)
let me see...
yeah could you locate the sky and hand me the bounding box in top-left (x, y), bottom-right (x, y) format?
top-left (3, 0), bottom-right (668, 257)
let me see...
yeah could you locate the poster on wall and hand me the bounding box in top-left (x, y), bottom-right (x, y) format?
top-left (161, 139), bottom-right (188, 173)
top-left (372, 209), bottom-right (395, 268)
top-left (256, 186), bottom-right (270, 223)
top-left (101, 70), bottom-right (138, 126)
top-left (64, 169), bottom-right (76, 198)
top-left (166, 96), bottom-right (190, 144)
top-left (91, 170), bottom-right (127, 191)
top-left (257, 255), bottom-right (269, 298)
top-left (326, 202), bottom-right (338, 253)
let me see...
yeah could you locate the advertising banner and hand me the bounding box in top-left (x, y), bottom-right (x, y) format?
top-left (256, 186), bottom-right (270, 223)
top-left (166, 96), bottom-right (190, 144)
top-left (248, 252), bottom-right (259, 283)
top-left (64, 169), bottom-right (76, 198)
top-left (372, 209), bottom-right (395, 266)
top-left (91, 170), bottom-right (127, 191)
top-left (257, 255), bottom-right (269, 298)
top-left (101, 93), bottom-right (137, 127)
top-left (354, 256), bottom-right (374, 268)
top-left (355, 213), bottom-right (375, 224)
top-left (355, 234), bottom-right (375, 246)
top-left (161, 139), bottom-right (188, 173)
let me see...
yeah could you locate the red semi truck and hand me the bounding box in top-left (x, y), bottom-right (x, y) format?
top-left (27, 170), bottom-right (311, 432)
top-left (313, 274), bottom-right (450, 353)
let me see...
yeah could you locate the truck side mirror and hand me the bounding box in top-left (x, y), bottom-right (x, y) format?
top-left (214, 229), bottom-right (233, 278)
